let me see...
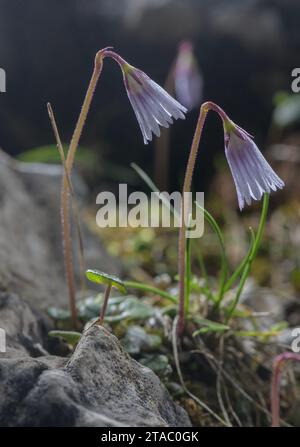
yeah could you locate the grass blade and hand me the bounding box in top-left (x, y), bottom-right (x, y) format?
top-left (226, 194), bottom-right (269, 322)
top-left (124, 280), bottom-right (177, 303)
top-left (195, 201), bottom-right (228, 306)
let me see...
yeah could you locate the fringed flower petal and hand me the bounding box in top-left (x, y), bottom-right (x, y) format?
top-left (225, 130), bottom-right (284, 210)
top-left (123, 66), bottom-right (187, 144)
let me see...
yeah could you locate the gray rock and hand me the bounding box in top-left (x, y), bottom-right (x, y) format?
top-left (0, 152), bottom-right (189, 427)
top-left (0, 325), bottom-right (190, 427)
top-left (0, 292), bottom-right (52, 358)
top-left (0, 150), bottom-right (120, 309)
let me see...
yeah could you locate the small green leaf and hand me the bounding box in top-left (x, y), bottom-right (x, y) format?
top-left (86, 269), bottom-right (127, 294)
top-left (235, 321), bottom-right (288, 339)
top-left (192, 318), bottom-right (230, 336)
top-left (17, 145), bottom-right (97, 168)
top-left (119, 298), bottom-right (154, 320)
top-left (124, 280), bottom-right (177, 303)
top-left (48, 330), bottom-right (81, 346)
top-left (77, 298), bottom-right (101, 320)
top-left (234, 330), bottom-right (280, 338)
top-left (139, 354), bottom-right (171, 376)
top-left (193, 326), bottom-right (229, 335)
top-left (292, 268), bottom-right (300, 292)
top-left (122, 326), bottom-right (162, 355)
top-left (105, 297), bottom-right (155, 322)
top-left (195, 201), bottom-right (228, 305)
top-left (270, 321), bottom-right (288, 332)
top-left (48, 307), bottom-right (70, 320)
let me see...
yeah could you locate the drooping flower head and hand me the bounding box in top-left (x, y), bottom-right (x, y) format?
top-left (204, 102), bottom-right (284, 210)
top-left (173, 39), bottom-right (203, 111)
top-left (221, 114), bottom-right (284, 210)
top-left (103, 50), bottom-right (187, 144)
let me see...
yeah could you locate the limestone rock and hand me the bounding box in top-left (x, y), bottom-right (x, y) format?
top-left (0, 325), bottom-right (190, 427)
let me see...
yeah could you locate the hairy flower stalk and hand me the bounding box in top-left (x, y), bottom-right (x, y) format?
top-left (61, 49), bottom-right (105, 328)
top-left (271, 352), bottom-right (300, 427)
top-left (177, 101), bottom-right (284, 335)
top-left (61, 48), bottom-right (187, 328)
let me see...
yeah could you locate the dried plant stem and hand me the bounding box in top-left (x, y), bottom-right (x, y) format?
top-left (177, 103), bottom-right (209, 335)
top-left (216, 335), bottom-right (232, 426)
top-left (61, 51), bottom-right (104, 328)
top-left (172, 317), bottom-right (228, 426)
top-left (99, 284), bottom-right (112, 325)
top-left (271, 352), bottom-right (300, 427)
top-left (47, 103), bottom-right (86, 297)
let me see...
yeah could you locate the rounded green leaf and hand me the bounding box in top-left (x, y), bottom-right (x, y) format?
top-left (48, 330), bottom-right (81, 346)
top-left (48, 307), bottom-right (70, 320)
top-left (86, 269), bottom-right (127, 294)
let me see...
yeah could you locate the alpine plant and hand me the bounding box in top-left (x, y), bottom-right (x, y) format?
top-left (223, 118), bottom-right (284, 210)
top-left (104, 50), bottom-right (187, 144)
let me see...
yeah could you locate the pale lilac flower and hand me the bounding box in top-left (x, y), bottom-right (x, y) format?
top-left (224, 122), bottom-right (284, 210)
top-left (174, 40), bottom-right (203, 111)
top-left (103, 50), bottom-right (187, 144)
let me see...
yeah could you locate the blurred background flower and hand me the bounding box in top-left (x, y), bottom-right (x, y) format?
top-left (0, 0), bottom-right (298, 193)
top-left (173, 39), bottom-right (203, 111)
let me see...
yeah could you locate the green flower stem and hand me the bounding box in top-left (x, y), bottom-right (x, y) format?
top-left (195, 203), bottom-right (228, 308)
top-left (250, 193), bottom-right (270, 257)
top-left (224, 228), bottom-right (255, 292)
top-left (226, 193), bottom-right (269, 322)
top-left (124, 280), bottom-right (177, 303)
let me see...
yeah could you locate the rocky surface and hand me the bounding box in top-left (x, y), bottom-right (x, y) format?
top-left (0, 150), bottom-right (120, 309)
top-left (0, 292), bottom-right (52, 359)
top-left (0, 152), bottom-right (190, 427)
top-left (0, 324), bottom-right (190, 427)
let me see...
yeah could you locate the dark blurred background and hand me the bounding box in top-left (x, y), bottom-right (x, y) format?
top-left (0, 0), bottom-right (299, 191)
